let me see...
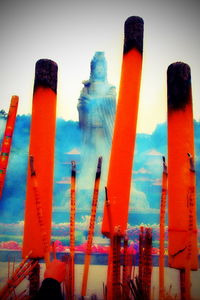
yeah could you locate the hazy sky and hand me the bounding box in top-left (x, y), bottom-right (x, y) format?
top-left (0, 0), bottom-right (200, 133)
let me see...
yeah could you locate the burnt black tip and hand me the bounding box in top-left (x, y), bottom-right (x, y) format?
top-left (123, 16), bottom-right (144, 54)
top-left (167, 62), bottom-right (191, 111)
top-left (34, 59), bottom-right (58, 93)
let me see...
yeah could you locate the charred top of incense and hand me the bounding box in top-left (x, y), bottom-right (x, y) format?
top-left (167, 62), bottom-right (191, 110)
top-left (95, 156), bottom-right (102, 179)
top-left (123, 16), bottom-right (144, 54)
top-left (71, 161), bottom-right (76, 177)
top-left (34, 59), bottom-right (58, 93)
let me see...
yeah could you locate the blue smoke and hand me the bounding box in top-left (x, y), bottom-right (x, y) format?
top-left (0, 115), bottom-right (199, 224)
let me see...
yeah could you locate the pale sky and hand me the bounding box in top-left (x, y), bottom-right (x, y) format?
top-left (0, 0), bottom-right (199, 133)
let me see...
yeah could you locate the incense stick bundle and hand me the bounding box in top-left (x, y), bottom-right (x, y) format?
top-left (122, 235), bottom-right (129, 300)
top-left (17, 289), bottom-right (28, 300)
top-left (23, 59), bottom-right (57, 260)
top-left (159, 157), bottom-right (168, 300)
top-left (138, 226), bottom-right (144, 284)
top-left (64, 254), bottom-right (73, 300)
top-left (112, 226), bottom-right (122, 300)
top-left (69, 160), bottom-right (76, 300)
top-left (28, 259), bottom-right (40, 298)
top-left (104, 188), bottom-right (115, 300)
top-left (81, 157), bottom-right (102, 296)
top-left (102, 16), bottom-right (144, 237)
top-left (106, 240), bottom-right (113, 300)
top-left (0, 95), bottom-right (19, 199)
top-left (143, 228), bottom-right (152, 300)
top-left (126, 244), bottom-right (135, 288)
top-left (0, 253), bottom-right (37, 299)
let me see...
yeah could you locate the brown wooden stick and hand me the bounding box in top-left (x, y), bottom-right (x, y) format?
top-left (81, 157), bottom-right (102, 296)
top-left (159, 156), bottom-right (168, 300)
top-left (112, 226), bottom-right (122, 300)
top-left (69, 160), bottom-right (76, 300)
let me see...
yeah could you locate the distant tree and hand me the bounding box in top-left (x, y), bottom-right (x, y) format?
top-left (0, 110), bottom-right (8, 119)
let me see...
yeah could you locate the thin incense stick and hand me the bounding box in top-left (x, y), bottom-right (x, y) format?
top-left (69, 160), bottom-right (76, 300)
top-left (81, 157), bottom-right (102, 296)
top-left (112, 226), bottom-right (122, 300)
top-left (122, 235), bottom-right (129, 300)
top-left (139, 226), bottom-right (144, 285)
top-left (0, 95), bottom-right (19, 199)
top-left (159, 157), bottom-right (168, 300)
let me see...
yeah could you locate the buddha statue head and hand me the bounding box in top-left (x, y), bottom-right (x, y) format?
top-left (90, 52), bottom-right (107, 82)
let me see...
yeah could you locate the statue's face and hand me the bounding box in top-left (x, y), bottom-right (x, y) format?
top-left (93, 63), bottom-right (106, 81)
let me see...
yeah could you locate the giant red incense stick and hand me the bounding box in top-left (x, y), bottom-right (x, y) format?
top-left (81, 157), bottom-right (102, 296)
top-left (159, 157), bottom-right (168, 300)
top-left (167, 62), bottom-right (198, 269)
top-left (102, 16), bottom-right (144, 237)
top-left (22, 59), bottom-right (57, 259)
top-left (28, 155), bottom-right (50, 265)
top-left (0, 95), bottom-right (19, 199)
top-left (167, 63), bottom-right (198, 299)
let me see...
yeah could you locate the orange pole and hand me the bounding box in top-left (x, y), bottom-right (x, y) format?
top-left (22, 59), bottom-right (57, 259)
top-left (167, 63), bottom-right (198, 299)
top-left (28, 155), bottom-right (50, 265)
top-left (81, 157), bottom-right (102, 296)
top-left (102, 16), bottom-right (144, 238)
top-left (0, 95), bottom-right (19, 199)
top-left (159, 156), bottom-right (168, 300)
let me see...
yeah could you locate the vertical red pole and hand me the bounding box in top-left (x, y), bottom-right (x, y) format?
top-left (0, 95), bottom-right (19, 199)
top-left (167, 62), bottom-right (198, 299)
top-left (101, 16), bottom-right (144, 237)
top-left (22, 59), bottom-right (57, 259)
